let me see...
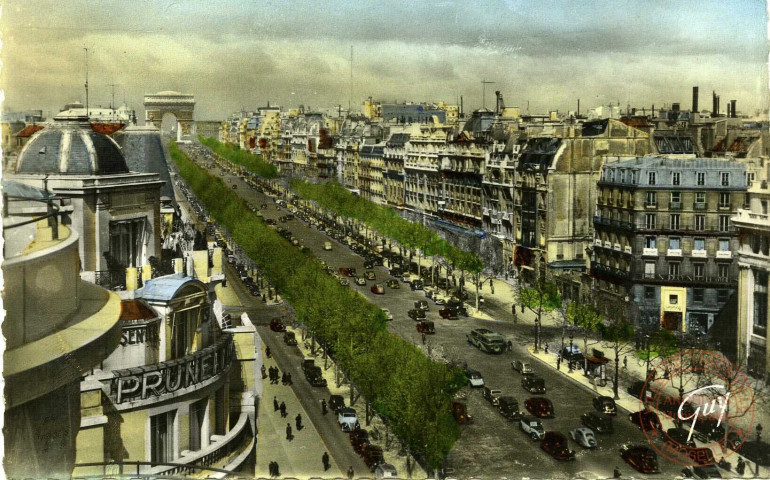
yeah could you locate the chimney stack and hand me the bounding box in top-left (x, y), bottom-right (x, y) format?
top-left (727, 103), bottom-right (731, 118)
top-left (692, 86), bottom-right (699, 112)
top-left (672, 103), bottom-right (680, 112)
top-left (712, 91), bottom-right (718, 116)
top-left (577, 98), bottom-right (580, 117)
top-left (731, 100), bottom-right (737, 118)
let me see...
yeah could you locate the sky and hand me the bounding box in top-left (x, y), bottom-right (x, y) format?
top-left (1, 0), bottom-right (768, 120)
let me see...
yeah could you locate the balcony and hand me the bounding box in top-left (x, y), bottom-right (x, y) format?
top-left (590, 261), bottom-right (630, 283)
top-left (732, 209), bottom-right (770, 232)
top-left (666, 248), bottom-right (682, 257)
top-left (593, 216), bottom-right (635, 232)
top-left (669, 201), bottom-right (682, 211)
top-left (634, 222), bottom-right (736, 235)
top-left (691, 249), bottom-right (707, 258)
top-left (645, 202), bottom-right (657, 209)
top-left (716, 250), bottom-right (732, 259)
top-left (693, 202), bottom-right (708, 211)
top-left (642, 248), bottom-right (659, 256)
top-left (630, 272), bottom-right (733, 287)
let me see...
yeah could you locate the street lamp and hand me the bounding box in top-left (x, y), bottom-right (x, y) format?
top-left (645, 334), bottom-right (651, 381)
top-left (568, 332), bottom-right (574, 373)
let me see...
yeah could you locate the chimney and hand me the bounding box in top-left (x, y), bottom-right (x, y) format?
top-left (672, 103), bottom-right (680, 112)
top-left (731, 100), bottom-right (737, 118)
top-left (712, 91), bottom-right (718, 116)
top-left (692, 86), bottom-right (699, 112)
top-left (717, 96), bottom-right (721, 116)
top-left (727, 103), bottom-right (731, 118)
top-left (577, 98), bottom-right (580, 116)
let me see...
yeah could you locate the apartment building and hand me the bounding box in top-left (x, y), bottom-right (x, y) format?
top-left (592, 157), bottom-right (747, 333)
top-left (383, 132), bottom-right (410, 209)
top-left (403, 121), bottom-right (453, 217)
top-left (359, 143), bottom-right (386, 205)
top-left (482, 138), bottom-right (519, 266)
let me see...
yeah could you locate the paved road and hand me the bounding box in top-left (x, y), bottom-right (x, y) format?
top-left (184, 143), bottom-right (687, 479)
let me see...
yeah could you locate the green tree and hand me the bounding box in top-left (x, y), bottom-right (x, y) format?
top-left (599, 317), bottom-right (636, 399)
top-left (566, 301), bottom-right (603, 366)
top-left (519, 279), bottom-right (561, 352)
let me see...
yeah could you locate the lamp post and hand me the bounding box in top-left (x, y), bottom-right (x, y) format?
top-left (645, 334), bottom-right (651, 381)
top-left (568, 332), bottom-right (574, 373)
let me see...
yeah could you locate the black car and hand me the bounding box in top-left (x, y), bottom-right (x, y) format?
top-left (690, 418), bottom-right (726, 443)
top-left (415, 300), bottom-right (429, 311)
top-left (681, 465), bottom-right (722, 479)
top-left (629, 410), bottom-right (662, 433)
top-left (410, 279), bottom-right (424, 291)
top-left (627, 380), bottom-right (652, 401)
top-left (386, 279), bottom-right (400, 289)
top-left (498, 396), bottom-right (523, 421)
top-left (363, 259), bottom-right (374, 269)
top-left (540, 432), bottom-right (576, 461)
top-left (408, 309), bottom-right (426, 321)
top-left (592, 395), bottom-right (617, 415)
top-left (522, 376), bottom-right (546, 394)
top-left (329, 395), bottom-right (345, 414)
top-left (665, 427), bottom-right (697, 450)
top-left (283, 331), bottom-right (297, 345)
top-left (581, 411), bottom-right (614, 434)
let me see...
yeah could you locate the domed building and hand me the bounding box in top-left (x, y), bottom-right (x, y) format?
top-left (9, 116), bottom-right (165, 285)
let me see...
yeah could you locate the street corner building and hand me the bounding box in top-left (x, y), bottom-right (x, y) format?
top-left (2, 118), bottom-right (259, 478)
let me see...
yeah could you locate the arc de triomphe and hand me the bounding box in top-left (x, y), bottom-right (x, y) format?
top-left (144, 91), bottom-right (195, 142)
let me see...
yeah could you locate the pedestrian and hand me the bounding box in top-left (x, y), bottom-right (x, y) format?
top-left (544, 343), bottom-right (549, 354)
top-left (268, 461), bottom-right (274, 477)
top-left (322, 451), bottom-right (330, 471)
top-left (490, 279), bottom-right (494, 294)
top-left (422, 332), bottom-right (427, 345)
top-left (261, 364), bottom-right (267, 379)
top-left (613, 466), bottom-right (621, 478)
top-left (296, 413), bottom-right (303, 430)
top-left (273, 396), bottom-right (279, 412)
top-left (406, 456), bottom-right (413, 477)
top-left (347, 466), bottom-right (355, 480)
top-left (286, 372), bottom-right (293, 385)
top-left (280, 401), bottom-right (287, 418)
top-left (286, 422), bottom-right (293, 441)
top-left (281, 372), bottom-right (287, 385)
top-left (556, 356), bottom-right (561, 371)
top-left (664, 367), bottom-right (670, 380)
top-left (265, 346), bottom-right (272, 358)
top-left (737, 457), bottom-right (746, 475)
top-left (623, 356), bottom-right (628, 370)
top-left (521, 304), bottom-right (525, 313)
top-left (273, 461), bottom-right (280, 478)
top-left (507, 340), bottom-right (513, 352)
top-left (321, 399), bottom-right (328, 415)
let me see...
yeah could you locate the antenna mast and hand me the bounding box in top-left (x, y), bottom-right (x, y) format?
top-left (84, 47), bottom-right (89, 118)
top-left (349, 46), bottom-right (353, 115)
top-left (108, 82), bottom-right (120, 111)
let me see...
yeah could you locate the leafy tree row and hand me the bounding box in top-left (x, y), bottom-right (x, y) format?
top-left (291, 179), bottom-right (483, 278)
top-left (170, 142), bottom-right (461, 469)
top-left (198, 135), bottom-right (279, 178)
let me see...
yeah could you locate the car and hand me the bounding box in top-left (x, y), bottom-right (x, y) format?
top-left (232, 184), bottom-right (238, 189)
top-left (665, 427), bottom-right (697, 450)
top-left (329, 395), bottom-right (345, 414)
top-left (561, 345), bottom-right (584, 363)
top-left (363, 259), bottom-right (375, 269)
top-left (498, 396), bottom-right (523, 421)
top-left (438, 307), bottom-right (458, 319)
top-left (512, 360), bottom-right (534, 375)
top-left (408, 308), bottom-right (426, 321)
top-left (452, 401), bottom-right (473, 425)
top-left (349, 428), bottom-right (370, 454)
top-left (355, 276), bottom-right (367, 286)
top-left (593, 395), bottom-right (617, 415)
top-left (338, 407), bottom-right (360, 432)
top-left (466, 369), bottom-right (484, 388)
top-left (467, 328), bottom-right (507, 354)
top-left (570, 427), bottom-right (598, 448)
top-left (581, 411), bottom-right (613, 433)
top-left (386, 279), bottom-right (399, 289)
top-left (339, 277), bottom-right (350, 286)
top-left (269, 318), bottom-right (286, 332)
top-left (540, 432), bottom-right (576, 461)
top-left (525, 397), bottom-right (554, 418)
top-left (416, 320), bottom-right (435, 334)
top-left (410, 279), bottom-right (424, 290)
top-left (265, 218), bottom-right (277, 225)
top-left (629, 410), bottom-right (662, 433)
top-left (283, 331), bottom-right (297, 345)
top-left (326, 266), bottom-right (335, 275)
top-left (620, 444), bottom-right (661, 474)
top-left (432, 293), bottom-right (448, 305)
top-left (657, 394), bottom-right (696, 420)
top-left (690, 418), bottom-right (726, 443)
top-left (522, 376), bottom-right (546, 394)
top-left (362, 444), bottom-right (385, 471)
top-left (627, 380), bottom-right (653, 401)
top-left (520, 416), bottom-right (546, 440)
top-left (370, 284), bottom-right (385, 294)
top-left (365, 270), bottom-right (376, 280)
top-left (681, 465), bottom-right (723, 479)
top-left (382, 308), bottom-right (393, 321)
top-left (482, 386), bottom-right (503, 406)
top-left (373, 462), bottom-right (398, 479)
top-left (415, 299), bottom-right (429, 311)
top-left (729, 440), bottom-right (770, 466)
top-left (324, 241), bottom-right (332, 251)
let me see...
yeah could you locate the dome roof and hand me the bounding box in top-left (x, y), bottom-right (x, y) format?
top-left (16, 117), bottom-right (129, 175)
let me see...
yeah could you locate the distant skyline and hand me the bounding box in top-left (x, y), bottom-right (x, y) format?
top-left (2, 0), bottom-right (768, 120)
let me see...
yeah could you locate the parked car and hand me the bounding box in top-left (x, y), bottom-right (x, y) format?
top-left (370, 284), bottom-right (385, 294)
top-left (467, 328), bottom-right (507, 354)
top-left (627, 380), bottom-right (653, 401)
top-left (665, 427), bottom-right (697, 450)
top-left (512, 360), bottom-right (534, 375)
top-left (338, 407), bottom-right (360, 432)
top-left (382, 308), bottom-right (393, 321)
top-left (525, 397), bottom-right (554, 418)
top-left (269, 318), bottom-right (286, 332)
top-left (482, 386), bottom-right (503, 406)
top-left (365, 270), bottom-right (376, 280)
top-left (415, 299), bottom-right (429, 311)
top-left (522, 376), bottom-right (546, 394)
top-left (541, 432), bottom-right (576, 461)
top-left (560, 345), bottom-right (584, 363)
top-left (518, 416), bottom-right (546, 441)
top-left (681, 465), bottom-right (722, 479)
top-left (349, 428), bottom-right (370, 454)
top-left (620, 444), bottom-right (661, 474)
top-left (362, 444), bottom-right (385, 471)
top-left (629, 410), bottom-right (662, 433)
top-left (373, 462), bottom-right (398, 479)
top-left (408, 308), bottom-right (426, 321)
top-left (416, 321), bottom-right (435, 334)
top-left (339, 277), bottom-right (350, 286)
top-left (410, 279), bottom-right (424, 290)
top-left (329, 395), bottom-right (345, 414)
top-left (581, 412), bottom-right (614, 434)
top-left (657, 394), bottom-right (696, 419)
top-left (690, 418), bottom-right (726, 443)
top-left (302, 359), bottom-right (327, 387)
top-left (439, 307), bottom-right (458, 319)
top-left (386, 279), bottom-right (400, 289)
top-left (452, 401), bottom-right (473, 425)
top-left (355, 276), bottom-right (367, 286)
top-left (466, 369), bottom-right (485, 388)
top-left (283, 331), bottom-right (297, 345)
top-left (570, 427), bottom-right (598, 448)
top-left (498, 396), bottom-right (523, 421)
top-left (593, 395), bottom-right (617, 415)
top-left (363, 259), bottom-right (375, 269)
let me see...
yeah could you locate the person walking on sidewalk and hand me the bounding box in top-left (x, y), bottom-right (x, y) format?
top-left (544, 343), bottom-right (549, 354)
top-left (512, 305), bottom-right (517, 323)
top-left (623, 356), bottom-right (628, 370)
top-left (295, 413), bottom-right (303, 431)
top-left (422, 332), bottom-right (427, 345)
top-left (273, 396), bottom-right (279, 412)
top-left (273, 461), bottom-right (280, 478)
top-left (261, 364), bottom-right (267, 379)
top-left (507, 340), bottom-right (513, 352)
top-left (490, 279), bottom-right (494, 294)
top-left (556, 354), bottom-right (561, 371)
top-left (286, 422), bottom-right (293, 441)
top-left (347, 466), bottom-right (355, 480)
top-left (321, 399), bottom-right (328, 415)
top-left (322, 451), bottom-right (330, 471)
top-left (281, 372), bottom-right (288, 385)
top-left (286, 372), bottom-right (293, 385)
top-left (280, 401), bottom-right (287, 418)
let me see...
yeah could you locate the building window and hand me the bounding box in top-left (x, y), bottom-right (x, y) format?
top-left (697, 172), bottom-right (705, 186)
top-left (719, 215), bottom-right (730, 232)
top-left (620, 170), bottom-right (626, 183)
top-left (644, 261), bottom-right (656, 278)
top-left (717, 289), bottom-right (729, 302)
top-left (694, 263), bottom-right (705, 279)
top-left (189, 399), bottom-right (208, 451)
top-left (718, 238), bottom-right (730, 251)
top-left (645, 236), bottom-right (656, 249)
top-left (644, 286), bottom-right (655, 300)
top-left (672, 172), bottom-right (681, 186)
top-left (721, 172), bottom-right (730, 186)
top-left (645, 214), bottom-right (656, 229)
top-left (695, 192), bottom-right (706, 204)
top-left (670, 214), bottom-right (680, 230)
top-left (719, 192), bottom-right (730, 208)
top-left (671, 191), bottom-right (681, 203)
top-left (695, 215), bottom-right (705, 231)
top-left (718, 263), bottom-right (730, 279)
top-left (108, 218), bottom-right (147, 268)
top-left (645, 191), bottom-right (657, 206)
top-left (648, 172), bottom-right (656, 185)
top-left (669, 294), bottom-right (679, 304)
top-left (669, 237), bottom-right (681, 249)
top-left (669, 262), bottom-right (681, 277)
top-left (753, 270), bottom-right (768, 338)
top-left (694, 238), bottom-right (705, 251)
top-left (749, 343), bottom-right (766, 379)
top-left (151, 410), bottom-right (175, 465)
top-left (693, 288), bottom-right (704, 303)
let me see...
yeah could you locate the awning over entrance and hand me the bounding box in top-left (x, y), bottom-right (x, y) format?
top-left (548, 259), bottom-right (587, 271)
